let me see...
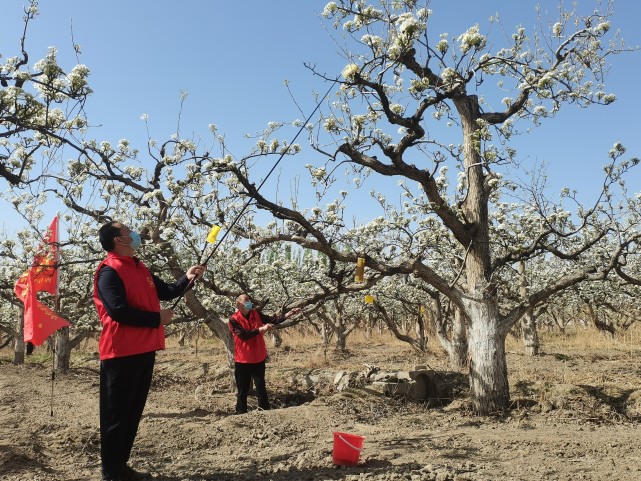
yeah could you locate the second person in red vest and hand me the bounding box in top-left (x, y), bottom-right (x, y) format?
top-left (229, 293), bottom-right (301, 414)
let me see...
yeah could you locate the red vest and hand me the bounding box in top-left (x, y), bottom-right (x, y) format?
top-left (229, 309), bottom-right (267, 364)
top-left (93, 252), bottom-right (164, 360)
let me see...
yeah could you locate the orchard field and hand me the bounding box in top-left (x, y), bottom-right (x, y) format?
top-left (2, 2), bottom-right (641, 479)
top-left (1, 327), bottom-right (640, 481)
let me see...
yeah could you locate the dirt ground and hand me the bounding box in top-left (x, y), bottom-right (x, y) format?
top-left (1, 331), bottom-right (640, 481)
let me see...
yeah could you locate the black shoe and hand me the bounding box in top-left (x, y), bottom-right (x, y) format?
top-left (102, 470), bottom-right (122, 481)
top-left (120, 464), bottom-right (151, 480)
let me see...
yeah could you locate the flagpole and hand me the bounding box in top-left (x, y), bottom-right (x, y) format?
top-left (54, 213), bottom-right (60, 297)
top-left (51, 213), bottom-right (60, 417)
top-left (50, 342), bottom-right (55, 416)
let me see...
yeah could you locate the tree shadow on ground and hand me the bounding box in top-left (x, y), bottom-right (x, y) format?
top-left (429, 370), bottom-right (468, 407)
top-left (0, 445), bottom-right (51, 478)
top-left (150, 458), bottom-right (410, 481)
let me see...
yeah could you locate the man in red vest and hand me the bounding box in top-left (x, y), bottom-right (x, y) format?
top-left (94, 221), bottom-right (205, 481)
top-left (229, 293), bottom-right (301, 414)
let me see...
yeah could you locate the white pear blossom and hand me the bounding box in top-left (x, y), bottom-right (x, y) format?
top-left (395, 13), bottom-right (425, 40)
top-left (389, 104), bottom-right (405, 115)
top-left (361, 34), bottom-right (383, 55)
top-left (608, 142), bottom-right (626, 159)
top-left (416, 8), bottom-right (432, 21)
top-left (440, 67), bottom-right (459, 85)
top-left (594, 21), bottom-right (610, 34)
top-left (323, 117), bottom-right (341, 133)
top-left (342, 63), bottom-right (360, 81)
top-left (311, 167), bottom-right (326, 180)
top-left (457, 25), bottom-right (487, 54)
top-left (322, 2), bottom-right (338, 18)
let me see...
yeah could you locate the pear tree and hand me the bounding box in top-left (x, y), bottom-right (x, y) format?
top-left (223, 1), bottom-right (638, 413)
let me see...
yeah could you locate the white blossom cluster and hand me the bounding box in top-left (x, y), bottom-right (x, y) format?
top-left (457, 25), bottom-right (487, 54)
top-left (341, 63), bottom-right (360, 81)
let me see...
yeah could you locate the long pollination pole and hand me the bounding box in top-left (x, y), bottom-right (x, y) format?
top-left (170, 78), bottom-right (339, 310)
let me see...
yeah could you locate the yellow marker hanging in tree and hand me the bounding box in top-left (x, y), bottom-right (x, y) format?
top-left (364, 295), bottom-right (375, 304)
top-left (206, 225), bottom-right (221, 244)
top-left (355, 257), bottom-right (365, 283)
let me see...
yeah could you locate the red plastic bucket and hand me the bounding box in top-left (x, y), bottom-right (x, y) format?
top-left (332, 431), bottom-right (365, 466)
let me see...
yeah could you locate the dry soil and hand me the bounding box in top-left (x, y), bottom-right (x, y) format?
top-left (1, 332), bottom-right (640, 481)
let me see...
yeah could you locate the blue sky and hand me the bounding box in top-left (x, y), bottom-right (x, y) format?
top-left (2, 1), bottom-right (640, 237)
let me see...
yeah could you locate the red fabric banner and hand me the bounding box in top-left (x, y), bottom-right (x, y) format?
top-left (13, 216), bottom-right (70, 346)
top-left (30, 215), bottom-right (59, 295)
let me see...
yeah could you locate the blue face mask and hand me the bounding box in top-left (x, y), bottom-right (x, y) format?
top-left (127, 231), bottom-right (142, 250)
top-left (243, 301), bottom-right (253, 311)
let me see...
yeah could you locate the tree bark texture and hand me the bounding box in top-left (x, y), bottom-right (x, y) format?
top-left (518, 262), bottom-right (539, 356)
top-left (467, 298), bottom-right (510, 414)
top-left (205, 317), bottom-right (235, 368)
top-left (54, 327), bottom-right (71, 372)
top-left (13, 312), bottom-right (24, 365)
top-left (457, 94), bottom-right (510, 413)
top-left (433, 303), bottom-right (468, 370)
top-left (450, 308), bottom-right (469, 370)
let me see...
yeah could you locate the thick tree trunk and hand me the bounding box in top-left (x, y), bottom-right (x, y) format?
top-left (456, 94), bottom-right (510, 414)
top-left (518, 261), bottom-right (539, 356)
top-left (54, 327), bottom-right (71, 372)
top-left (204, 316), bottom-right (236, 390)
top-left (204, 317), bottom-right (234, 366)
top-left (434, 306), bottom-right (468, 370)
top-left (449, 308), bottom-right (468, 370)
top-left (467, 299), bottom-right (510, 414)
top-left (179, 291), bottom-right (235, 387)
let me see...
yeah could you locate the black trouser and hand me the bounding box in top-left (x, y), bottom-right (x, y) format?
top-left (234, 360), bottom-right (269, 414)
top-left (100, 351), bottom-right (155, 479)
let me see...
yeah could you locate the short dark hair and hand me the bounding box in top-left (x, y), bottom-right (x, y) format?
top-left (98, 221), bottom-right (122, 252)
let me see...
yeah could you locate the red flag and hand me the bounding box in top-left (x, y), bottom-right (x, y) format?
top-left (13, 215), bottom-right (70, 346)
top-left (13, 270), bottom-right (29, 301)
top-left (14, 271), bottom-right (71, 346)
top-left (30, 215), bottom-right (60, 296)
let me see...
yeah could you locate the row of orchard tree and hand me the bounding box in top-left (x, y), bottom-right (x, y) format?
top-left (2, 232), bottom-right (639, 356)
top-left (1, 0), bottom-right (641, 415)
